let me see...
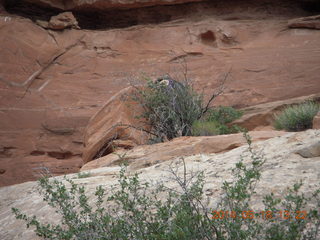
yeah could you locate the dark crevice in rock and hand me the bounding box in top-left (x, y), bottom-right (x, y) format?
top-left (3, 0), bottom-right (315, 30)
top-left (300, 0), bottom-right (320, 13)
top-left (200, 30), bottom-right (217, 47)
top-left (93, 141), bottom-right (114, 160)
top-left (48, 151), bottom-right (75, 159)
top-left (0, 147), bottom-right (16, 158)
top-left (30, 150), bottom-right (46, 156)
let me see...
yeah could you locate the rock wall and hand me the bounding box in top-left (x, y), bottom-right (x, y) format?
top-left (1, 0), bottom-right (320, 186)
top-left (21, 0), bottom-right (205, 10)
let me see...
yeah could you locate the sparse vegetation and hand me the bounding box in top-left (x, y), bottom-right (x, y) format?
top-left (205, 106), bottom-right (243, 125)
top-left (12, 133), bottom-right (320, 240)
top-left (274, 101), bottom-right (319, 131)
top-left (129, 77), bottom-right (206, 142)
top-left (76, 172), bottom-right (91, 179)
top-left (128, 72), bottom-right (242, 142)
top-left (192, 106), bottom-right (243, 136)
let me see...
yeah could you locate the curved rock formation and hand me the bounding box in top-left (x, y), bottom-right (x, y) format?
top-left (81, 130), bottom-right (286, 171)
top-left (83, 86), bottom-right (149, 164)
top-left (20, 0), bottom-right (205, 10)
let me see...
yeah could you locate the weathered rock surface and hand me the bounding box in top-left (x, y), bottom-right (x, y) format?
top-left (22, 0), bottom-right (205, 10)
top-left (83, 86), bottom-right (149, 164)
top-left (81, 131), bottom-right (286, 171)
top-left (233, 94), bottom-right (320, 130)
top-left (0, 0), bottom-right (5, 13)
top-left (1, 130), bottom-right (319, 240)
top-left (288, 15), bottom-right (320, 30)
top-left (313, 111), bottom-right (320, 129)
top-left (46, 11), bottom-right (79, 30)
top-left (1, 1), bottom-right (320, 186)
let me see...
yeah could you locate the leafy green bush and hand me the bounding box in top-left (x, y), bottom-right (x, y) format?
top-left (205, 106), bottom-right (243, 125)
top-left (12, 133), bottom-right (320, 239)
top-left (212, 133), bottom-right (320, 239)
top-left (76, 172), bottom-right (91, 179)
top-left (274, 101), bottom-right (320, 131)
top-left (192, 106), bottom-right (243, 136)
top-left (12, 163), bottom-right (217, 240)
top-left (191, 120), bottom-right (222, 136)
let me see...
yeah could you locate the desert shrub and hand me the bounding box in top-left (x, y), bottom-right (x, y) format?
top-left (192, 120), bottom-right (222, 136)
top-left (12, 163), bottom-right (217, 240)
top-left (130, 77), bottom-right (209, 142)
top-left (12, 133), bottom-right (320, 240)
top-left (274, 101), bottom-right (320, 131)
top-left (76, 172), bottom-right (91, 179)
top-left (205, 106), bottom-right (243, 125)
top-left (130, 76), bottom-right (243, 141)
top-left (192, 107), bottom-right (243, 136)
top-left (212, 132), bottom-right (320, 240)
top-left (192, 120), bottom-right (239, 136)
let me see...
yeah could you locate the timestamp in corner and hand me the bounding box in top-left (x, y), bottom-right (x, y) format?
top-left (211, 210), bottom-right (308, 220)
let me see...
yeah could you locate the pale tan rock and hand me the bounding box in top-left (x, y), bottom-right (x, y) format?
top-left (81, 131), bottom-right (286, 171)
top-left (288, 15), bottom-right (320, 30)
top-left (313, 111), bottom-right (320, 129)
top-left (48, 12), bottom-right (79, 30)
top-left (1, 130), bottom-right (319, 240)
top-left (83, 86), bottom-right (149, 164)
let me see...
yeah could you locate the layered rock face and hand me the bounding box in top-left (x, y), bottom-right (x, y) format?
top-left (1, 0), bottom-right (320, 186)
top-left (1, 130), bottom-right (319, 240)
top-left (82, 130), bottom-right (286, 170)
top-left (21, 0), bottom-right (205, 10)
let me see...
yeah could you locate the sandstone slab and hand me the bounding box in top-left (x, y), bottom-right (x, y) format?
top-left (288, 14), bottom-right (320, 30)
top-left (81, 131), bottom-right (286, 171)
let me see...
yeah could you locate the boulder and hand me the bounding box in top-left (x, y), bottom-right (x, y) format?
top-left (288, 15), bottom-right (320, 30)
top-left (48, 12), bottom-right (79, 30)
top-left (81, 130), bottom-right (286, 171)
top-left (313, 111), bottom-right (320, 129)
top-left (82, 86), bottom-right (149, 164)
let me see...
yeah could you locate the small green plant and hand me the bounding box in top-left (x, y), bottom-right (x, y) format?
top-left (76, 172), bottom-right (91, 179)
top-left (206, 106), bottom-right (243, 125)
top-left (192, 106), bottom-right (243, 136)
top-left (191, 120), bottom-right (222, 136)
top-left (274, 101), bottom-right (320, 131)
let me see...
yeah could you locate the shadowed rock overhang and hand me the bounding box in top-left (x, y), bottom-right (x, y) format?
top-left (3, 0), bottom-right (320, 29)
